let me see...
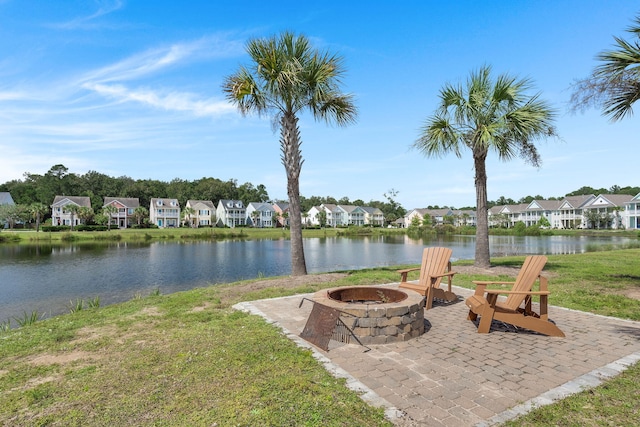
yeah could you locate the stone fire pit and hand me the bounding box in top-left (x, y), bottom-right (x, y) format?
top-left (311, 286), bottom-right (426, 345)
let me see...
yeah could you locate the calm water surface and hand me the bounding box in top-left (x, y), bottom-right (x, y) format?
top-left (0, 234), bottom-right (633, 322)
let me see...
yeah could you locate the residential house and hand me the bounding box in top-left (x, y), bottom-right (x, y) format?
top-left (556, 195), bottom-right (595, 229)
top-left (246, 202), bottom-right (274, 228)
top-left (150, 198), bottom-right (180, 228)
top-left (217, 200), bottom-right (245, 228)
top-left (273, 202), bottom-right (290, 227)
top-left (103, 197), bottom-right (140, 229)
top-left (319, 204), bottom-right (341, 227)
top-left (488, 204), bottom-right (528, 228)
top-left (51, 196), bottom-right (92, 227)
top-left (0, 192), bottom-right (14, 206)
top-left (0, 192), bottom-right (16, 228)
top-left (521, 199), bottom-right (562, 227)
top-left (185, 200), bottom-right (215, 227)
top-left (306, 206), bottom-right (324, 227)
top-left (361, 206), bottom-right (385, 226)
top-left (582, 194), bottom-right (634, 229)
top-left (403, 208), bottom-right (455, 228)
top-left (452, 209), bottom-right (476, 227)
top-left (337, 205), bottom-right (366, 226)
top-left (625, 193), bottom-right (640, 230)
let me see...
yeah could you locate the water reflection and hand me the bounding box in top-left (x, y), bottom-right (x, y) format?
top-left (0, 234), bottom-right (634, 323)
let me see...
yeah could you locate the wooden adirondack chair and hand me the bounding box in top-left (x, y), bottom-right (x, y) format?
top-left (398, 247), bottom-right (457, 310)
top-left (465, 255), bottom-right (565, 337)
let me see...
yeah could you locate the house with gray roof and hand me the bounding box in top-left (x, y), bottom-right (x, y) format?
top-left (361, 206), bottom-right (385, 226)
top-left (217, 200), bottom-right (245, 228)
top-left (103, 197), bottom-right (140, 229)
top-left (150, 198), bottom-right (180, 228)
top-left (625, 193), bottom-right (640, 230)
top-left (51, 195), bottom-right (92, 227)
top-left (246, 202), bottom-right (274, 228)
top-left (185, 200), bottom-right (215, 227)
top-left (0, 192), bottom-right (16, 228)
top-left (583, 194), bottom-right (634, 229)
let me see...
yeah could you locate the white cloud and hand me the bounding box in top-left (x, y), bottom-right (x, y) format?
top-left (82, 83), bottom-right (236, 117)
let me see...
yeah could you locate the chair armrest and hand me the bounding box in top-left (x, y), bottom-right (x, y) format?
top-left (472, 281), bottom-right (515, 286)
top-left (398, 267), bottom-right (420, 282)
top-left (484, 290), bottom-right (550, 296)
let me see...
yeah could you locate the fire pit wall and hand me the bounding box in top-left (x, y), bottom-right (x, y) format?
top-left (312, 287), bottom-right (426, 345)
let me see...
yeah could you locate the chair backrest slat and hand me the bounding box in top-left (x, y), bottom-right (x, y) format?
top-left (504, 255), bottom-right (547, 309)
top-left (419, 247), bottom-right (452, 288)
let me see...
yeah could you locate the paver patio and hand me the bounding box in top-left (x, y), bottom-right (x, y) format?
top-left (235, 283), bottom-right (640, 426)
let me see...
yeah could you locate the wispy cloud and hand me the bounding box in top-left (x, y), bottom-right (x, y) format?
top-left (49, 0), bottom-right (125, 30)
top-left (74, 35), bottom-right (243, 118)
top-left (83, 83), bottom-right (235, 117)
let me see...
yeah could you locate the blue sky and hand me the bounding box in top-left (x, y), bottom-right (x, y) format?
top-left (1, 1), bottom-right (638, 209)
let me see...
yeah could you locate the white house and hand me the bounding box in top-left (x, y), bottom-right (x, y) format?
top-left (51, 195), bottom-right (92, 227)
top-left (150, 198), bottom-right (180, 228)
top-left (185, 200), bottom-right (215, 227)
top-left (246, 202), bottom-right (274, 228)
top-left (336, 205), bottom-right (366, 226)
top-left (555, 195), bottom-right (595, 229)
top-left (624, 193), bottom-right (640, 230)
top-left (582, 194), bottom-right (634, 229)
top-left (217, 200), bottom-right (245, 228)
top-left (361, 206), bottom-right (385, 226)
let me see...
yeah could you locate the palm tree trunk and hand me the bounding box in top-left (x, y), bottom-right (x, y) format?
top-left (281, 112), bottom-right (308, 276)
top-left (474, 149), bottom-right (491, 268)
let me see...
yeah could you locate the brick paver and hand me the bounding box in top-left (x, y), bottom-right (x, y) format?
top-left (235, 284), bottom-right (640, 426)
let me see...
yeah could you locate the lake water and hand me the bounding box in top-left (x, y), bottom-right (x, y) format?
top-left (0, 234), bottom-right (634, 322)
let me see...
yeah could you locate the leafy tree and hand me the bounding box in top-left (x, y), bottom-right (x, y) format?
top-left (571, 15), bottom-right (640, 121)
top-left (381, 189), bottom-right (406, 225)
top-left (414, 66), bottom-right (557, 268)
top-left (316, 210), bottom-right (327, 228)
top-left (538, 215), bottom-right (551, 228)
top-left (223, 31), bottom-right (357, 275)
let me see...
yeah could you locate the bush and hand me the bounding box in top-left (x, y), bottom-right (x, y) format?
top-left (75, 225), bottom-right (108, 232)
top-left (42, 225), bottom-right (71, 232)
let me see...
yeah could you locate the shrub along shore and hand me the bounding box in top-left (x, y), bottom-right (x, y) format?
top-left (0, 247), bottom-right (639, 425)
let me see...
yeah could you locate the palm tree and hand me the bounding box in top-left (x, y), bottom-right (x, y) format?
top-left (65, 204), bottom-right (81, 231)
top-left (250, 210), bottom-right (260, 228)
top-left (223, 32), bottom-right (357, 276)
top-left (29, 203), bottom-right (48, 232)
top-left (102, 205), bottom-right (118, 231)
top-left (414, 66), bottom-right (556, 268)
top-left (571, 15), bottom-right (640, 121)
top-left (182, 207), bottom-right (195, 227)
top-left (133, 206), bottom-right (148, 226)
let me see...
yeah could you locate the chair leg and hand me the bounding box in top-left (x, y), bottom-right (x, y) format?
top-left (477, 306), bottom-right (495, 333)
top-left (425, 286), bottom-right (434, 310)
